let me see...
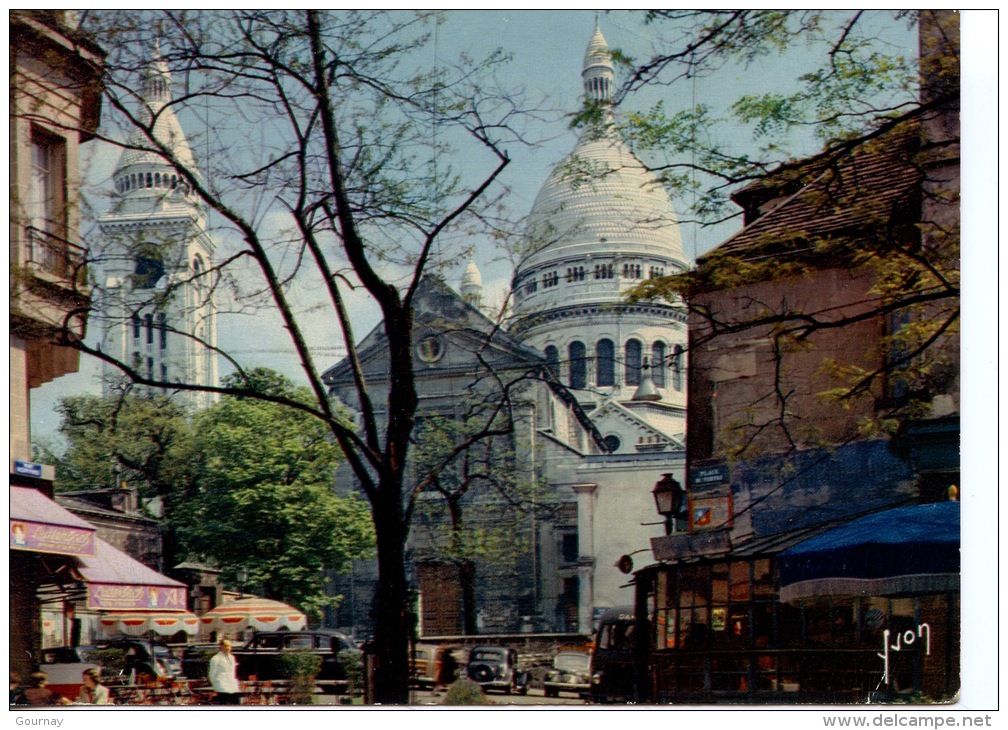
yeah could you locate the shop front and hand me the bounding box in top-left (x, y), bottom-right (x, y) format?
top-left (632, 503), bottom-right (960, 704)
top-left (10, 486), bottom-right (190, 681)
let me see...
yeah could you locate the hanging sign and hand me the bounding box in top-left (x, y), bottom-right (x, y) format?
top-left (10, 519), bottom-right (96, 556)
top-left (88, 584), bottom-right (186, 611)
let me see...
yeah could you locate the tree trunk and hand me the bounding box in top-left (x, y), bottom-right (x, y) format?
top-left (371, 492), bottom-right (410, 704)
top-left (459, 560), bottom-right (477, 635)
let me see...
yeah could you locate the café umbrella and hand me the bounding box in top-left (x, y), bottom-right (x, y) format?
top-left (199, 597), bottom-right (307, 634)
top-left (778, 501), bottom-right (960, 603)
top-left (98, 610), bottom-right (201, 637)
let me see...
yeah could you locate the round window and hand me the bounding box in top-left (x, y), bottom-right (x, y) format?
top-left (416, 335), bottom-right (445, 364)
top-left (603, 435), bottom-right (621, 453)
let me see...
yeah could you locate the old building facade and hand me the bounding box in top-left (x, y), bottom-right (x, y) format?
top-left (325, 24), bottom-right (687, 638)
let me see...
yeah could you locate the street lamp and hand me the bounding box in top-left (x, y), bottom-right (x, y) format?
top-left (236, 565), bottom-right (249, 598)
top-left (652, 473), bottom-right (685, 535)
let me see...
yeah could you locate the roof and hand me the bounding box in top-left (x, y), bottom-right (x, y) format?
top-left (11, 486), bottom-right (97, 532)
top-left (78, 538), bottom-right (185, 589)
top-left (700, 126), bottom-right (922, 275)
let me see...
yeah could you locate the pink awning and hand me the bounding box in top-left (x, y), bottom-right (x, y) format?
top-left (10, 486), bottom-right (96, 556)
top-left (79, 538), bottom-right (187, 610)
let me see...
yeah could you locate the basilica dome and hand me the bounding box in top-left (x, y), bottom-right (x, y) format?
top-left (512, 26), bottom-right (687, 319)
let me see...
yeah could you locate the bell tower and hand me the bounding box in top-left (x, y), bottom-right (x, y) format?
top-left (97, 44), bottom-right (218, 409)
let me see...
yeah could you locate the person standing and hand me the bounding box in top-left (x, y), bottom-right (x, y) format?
top-left (76, 668), bottom-right (110, 705)
top-left (208, 639), bottom-right (241, 704)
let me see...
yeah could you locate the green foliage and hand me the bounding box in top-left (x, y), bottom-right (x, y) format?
top-left (277, 650), bottom-right (322, 704)
top-left (180, 372), bottom-right (374, 619)
top-left (440, 679), bottom-right (489, 705)
top-left (337, 649), bottom-right (363, 695)
top-left (46, 371), bottom-right (375, 621)
top-left (619, 11), bottom-right (919, 226)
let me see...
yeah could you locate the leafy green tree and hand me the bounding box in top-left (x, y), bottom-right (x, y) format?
top-left (179, 370), bottom-right (374, 618)
top-left (42, 391), bottom-right (198, 568)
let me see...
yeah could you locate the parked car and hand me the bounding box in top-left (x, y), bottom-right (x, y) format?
top-left (588, 606), bottom-right (637, 703)
top-left (99, 638), bottom-right (183, 680)
top-left (232, 630), bottom-right (359, 694)
top-left (410, 643), bottom-right (462, 689)
top-left (543, 651), bottom-right (592, 699)
top-left (180, 642), bottom-right (220, 680)
top-left (39, 640), bottom-right (181, 687)
top-left (465, 646), bottom-right (528, 695)
top-left (39, 646), bottom-right (101, 698)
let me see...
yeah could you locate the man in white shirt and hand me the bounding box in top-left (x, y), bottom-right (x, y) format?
top-left (208, 639), bottom-right (241, 704)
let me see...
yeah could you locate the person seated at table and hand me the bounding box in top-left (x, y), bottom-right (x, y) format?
top-left (208, 639), bottom-right (241, 705)
top-left (24, 672), bottom-right (70, 706)
top-left (77, 668), bottom-right (110, 705)
top-left (10, 672), bottom-right (29, 705)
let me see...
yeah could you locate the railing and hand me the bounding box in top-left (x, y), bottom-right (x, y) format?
top-left (24, 226), bottom-right (87, 282)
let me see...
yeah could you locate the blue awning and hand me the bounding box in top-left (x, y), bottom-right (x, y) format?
top-left (778, 502), bottom-right (960, 602)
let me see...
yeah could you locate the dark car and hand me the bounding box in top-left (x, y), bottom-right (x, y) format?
top-left (39, 641), bottom-right (181, 688)
top-left (99, 639), bottom-right (184, 680)
top-left (588, 606), bottom-right (636, 703)
top-left (465, 646), bottom-right (528, 695)
top-left (232, 630), bottom-right (359, 693)
top-left (180, 642), bottom-right (221, 680)
top-left (543, 651), bottom-right (591, 699)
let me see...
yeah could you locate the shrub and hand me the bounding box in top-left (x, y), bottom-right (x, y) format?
top-left (440, 679), bottom-right (489, 706)
top-left (277, 650), bottom-right (322, 705)
top-left (337, 649), bottom-right (363, 695)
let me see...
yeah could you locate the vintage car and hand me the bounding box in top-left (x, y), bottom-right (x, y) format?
top-left (588, 606), bottom-right (637, 703)
top-left (465, 645), bottom-right (528, 695)
top-left (410, 643), bottom-right (462, 689)
top-left (543, 651), bottom-right (592, 699)
top-left (231, 629), bottom-right (359, 693)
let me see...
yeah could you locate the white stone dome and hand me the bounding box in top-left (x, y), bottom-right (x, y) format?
top-left (512, 23), bottom-right (687, 319)
top-left (518, 127), bottom-right (686, 276)
top-left (110, 46), bottom-right (201, 204)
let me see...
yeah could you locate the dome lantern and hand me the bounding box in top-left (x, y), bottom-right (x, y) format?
top-left (582, 23), bottom-right (614, 106)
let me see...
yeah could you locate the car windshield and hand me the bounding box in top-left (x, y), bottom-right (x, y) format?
top-left (554, 653), bottom-right (590, 673)
top-left (470, 649), bottom-right (504, 661)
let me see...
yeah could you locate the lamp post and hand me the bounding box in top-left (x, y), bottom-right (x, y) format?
top-left (236, 565), bottom-right (249, 599)
top-left (652, 473), bottom-right (685, 535)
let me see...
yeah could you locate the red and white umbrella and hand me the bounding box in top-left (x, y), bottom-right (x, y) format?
top-left (199, 597), bottom-right (306, 634)
top-left (99, 610), bottom-right (201, 637)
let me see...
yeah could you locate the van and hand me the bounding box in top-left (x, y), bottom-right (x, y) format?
top-left (588, 606), bottom-right (637, 703)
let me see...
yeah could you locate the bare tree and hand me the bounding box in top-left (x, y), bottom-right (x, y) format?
top-left (43, 9), bottom-right (538, 703)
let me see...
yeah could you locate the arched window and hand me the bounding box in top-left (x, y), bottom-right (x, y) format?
top-left (157, 313), bottom-right (168, 350)
top-left (155, 173), bottom-right (161, 187)
top-left (133, 244), bottom-right (165, 290)
top-left (596, 339), bottom-right (615, 387)
top-left (569, 341), bottom-right (587, 389)
top-left (625, 339), bottom-right (642, 385)
top-left (672, 345), bottom-right (685, 392)
top-left (651, 342), bottom-right (666, 388)
top-left (544, 345), bottom-right (560, 379)
top-left (144, 314), bottom-right (154, 345)
top-left (146, 172), bottom-right (152, 188)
